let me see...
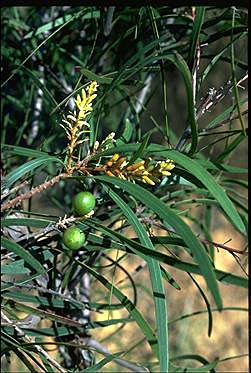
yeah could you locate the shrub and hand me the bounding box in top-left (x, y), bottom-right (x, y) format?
top-left (1, 6), bottom-right (248, 372)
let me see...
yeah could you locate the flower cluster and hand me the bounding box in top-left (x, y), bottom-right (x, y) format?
top-left (60, 81), bottom-right (99, 173)
top-left (103, 154), bottom-right (175, 185)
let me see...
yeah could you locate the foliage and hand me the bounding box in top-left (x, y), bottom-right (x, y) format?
top-left (1, 6), bottom-right (248, 373)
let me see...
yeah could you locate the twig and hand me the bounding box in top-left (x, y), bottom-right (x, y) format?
top-left (1, 173), bottom-right (68, 211)
top-left (231, 252), bottom-right (248, 276)
top-left (140, 217), bottom-right (247, 255)
top-left (1, 180), bottom-right (30, 200)
top-left (196, 72), bottom-right (248, 120)
top-left (203, 239), bottom-right (247, 255)
top-left (1, 310), bottom-right (67, 373)
top-left (192, 40), bottom-right (201, 106)
top-left (176, 72), bottom-right (248, 151)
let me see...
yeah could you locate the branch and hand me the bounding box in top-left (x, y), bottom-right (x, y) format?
top-left (140, 217), bottom-right (247, 256)
top-left (87, 339), bottom-right (150, 372)
top-left (1, 173), bottom-right (68, 211)
top-left (176, 72), bottom-right (248, 151)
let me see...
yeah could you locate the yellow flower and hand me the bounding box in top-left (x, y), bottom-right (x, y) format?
top-left (103, 153), bottom-right (175, 186)
top-left (60, 81), bottom-right (99, 173)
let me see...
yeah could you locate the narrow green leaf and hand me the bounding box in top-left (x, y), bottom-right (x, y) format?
top-left (146, 146), bottom-right (246, 234)
top-left (3, 157), bottom-right (63, 189)
top-left (188, 7), bottom-right (205, 70)
top-left (103, 185), bottom-right (168, 371)
top-left (13, 302), bottom-right (83, 327)
top-left (1, 273), bottom-right (46, 291)
top-left (230, 8), bottom-right (246, 135)
top-left (116, 118), bottom-right (134, 145)
top-left (1, 237), bottom-right (46, 276)
top-left (216, 131), bottom-right (247, 162)
top-left (169, 306), bottom-right (247, 325)
top-left (188, 273), bottom-right (213, 337)
top-left (2, 144), bottom-right (50, 158)
top-left (1, 260), bottom-right (29, 275)
top-left (80, 353), bottom-right (123, 373)
top-left (13, 349), bottom-right (39, 373)
top-left (24, 10), bottom-right (100, 39)
top-left (198, 32), bottom-right (246, 90)
top-left (80, 67), bottom-right (112, 84)
top-left (160, 266), bottom-right (181, 290)
top-left (206, 97), bottom-right (247, 129)
top-left (84, 220), bottom-right (247, 289)
top-left (1, 218), bottom-right (54, 228)
top-left (2, 291), bottom-right (83, 310)
top-left (170, 355), bottom-right (218, 372)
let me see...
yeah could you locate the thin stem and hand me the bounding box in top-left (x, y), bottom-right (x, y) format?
top-left (1, 173), bottom-right (68, 211)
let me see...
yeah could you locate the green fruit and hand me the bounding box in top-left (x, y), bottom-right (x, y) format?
top-left (73, 191), bottom-right (96, 216)
top-left (62, 226), bottom-right (85, 250)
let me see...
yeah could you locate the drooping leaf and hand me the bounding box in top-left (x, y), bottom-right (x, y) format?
top-left (1, 237), bottom-right (47, 276)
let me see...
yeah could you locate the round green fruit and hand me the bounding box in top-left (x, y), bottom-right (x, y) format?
top-left (62, 226), bottom-right (85, 250)
top-left (73, 191), bottom-right (96, 216)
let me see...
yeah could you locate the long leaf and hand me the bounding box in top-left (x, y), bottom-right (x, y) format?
top-left (127, 132), bottom-right (151, 166)
top-left (1, 237), bottom-right (46, 276)
top-left (103, 185), bottom-right (169, 372)
top-left (188, 7), bottom-right (205, 70)
top-left (2, 144), bottom-right (50, 158)
top-left (24, 10), bottom-right (100, 39)
top-left (3, 157), bottom-right (63, 189)
top-left (188, 273), bottom-right (213, 337)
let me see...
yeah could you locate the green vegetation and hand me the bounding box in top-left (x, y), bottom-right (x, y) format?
top-left (1, 5), bottom-right (248, 373)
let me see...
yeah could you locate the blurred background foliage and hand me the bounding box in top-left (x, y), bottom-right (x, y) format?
top-left (1, 5), bottom-right (248, 372)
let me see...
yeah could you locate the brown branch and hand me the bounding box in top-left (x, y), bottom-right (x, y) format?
top-left (231, 252), bottom-right (248, 276)
top-left (198, 109), bottom-right (248, 133)
top-left (203, 239), bottom-right (247, 255)
top-left (142, 218), bottom-right (247, 255)
top-left (1, 150), bottom-right (105, 212)
top-left (1, 173), bottom-right (69, 212)
top-left (196, 72), bottom-right (248, 120)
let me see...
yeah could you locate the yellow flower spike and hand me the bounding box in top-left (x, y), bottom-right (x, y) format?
top-left (60, 80), bottom-right (99, 173)
top-left (87, 81), bottom-right (99, 95)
